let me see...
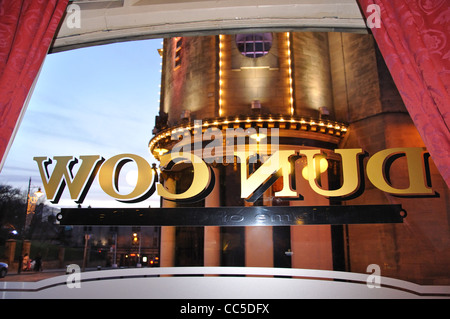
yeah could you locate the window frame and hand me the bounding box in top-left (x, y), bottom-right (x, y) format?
top-left (235, 33), bottom-right (273, 58)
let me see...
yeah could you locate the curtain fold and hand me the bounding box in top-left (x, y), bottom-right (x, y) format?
top-left (0, 0), bottom-right (68, 170)
top-left (357, 0), bottom-right (450, 188)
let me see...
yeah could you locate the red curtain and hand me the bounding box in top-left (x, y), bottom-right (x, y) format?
top-left (0, 0), bottom-right (68, 169)
top-left (357, 0), bottom-right (450, 188)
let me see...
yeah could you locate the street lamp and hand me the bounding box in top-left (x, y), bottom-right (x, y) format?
top-left (24, 178), bottom-right (44, 235)
top-left (34, 188), bottom-right (44, 198)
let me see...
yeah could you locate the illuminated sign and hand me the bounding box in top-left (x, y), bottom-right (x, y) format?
top-left (34, 147), bottom-right (434, 205)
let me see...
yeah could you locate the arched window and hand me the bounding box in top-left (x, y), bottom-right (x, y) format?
top-left (235, 33), bottom-right (273, 58)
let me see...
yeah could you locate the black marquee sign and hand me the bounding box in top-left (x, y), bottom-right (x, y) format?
top-left (57, 205), bottom-right (406, 226)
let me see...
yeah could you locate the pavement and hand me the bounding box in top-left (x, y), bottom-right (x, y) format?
top-left (1, 269), bottom-right (67, 282)
top-left (1, 266), bottom-right (128, 282)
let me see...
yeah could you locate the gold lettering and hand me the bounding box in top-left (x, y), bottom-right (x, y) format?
top-left (366, 147), bottom-right (433, 195)
top-left (34, 147), bottom-right (435, 204)
top-left (235, 150), bottom-right (297, 202)
top-left (157, 152), bottom-right (213, 201)
top-left (33, 155), bottom-right (104, 204)
top-left (299, 149), bottom-right (364, 198)
top-left (98, 154), bottom-right (156, 202)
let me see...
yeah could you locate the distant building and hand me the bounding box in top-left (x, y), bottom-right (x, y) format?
top-left (68, 226), bottom-right (160, 268)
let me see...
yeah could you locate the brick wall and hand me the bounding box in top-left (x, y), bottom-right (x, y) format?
top-left (163, 36), bottom-right (217, 125)
top-left (292, 32), bottom-right (333, 118)
top-left (336, 39), bottom-right (450, 283)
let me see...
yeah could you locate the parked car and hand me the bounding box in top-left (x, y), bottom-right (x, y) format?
top-left (0, 262), bottom-right (8, 278)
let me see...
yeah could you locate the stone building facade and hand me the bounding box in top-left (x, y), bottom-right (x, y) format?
top-left (149, 31), bottom-right (450, 285)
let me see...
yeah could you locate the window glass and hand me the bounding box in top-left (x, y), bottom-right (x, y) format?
top-left (236, 33), bottom-right (273, 58)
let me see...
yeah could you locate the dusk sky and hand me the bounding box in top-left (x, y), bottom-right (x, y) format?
top-left (0, 38), bottom-right (164, 209)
